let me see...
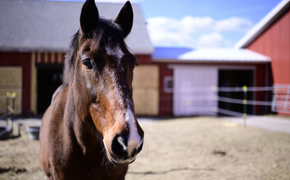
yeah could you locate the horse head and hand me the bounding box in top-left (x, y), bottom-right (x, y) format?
top-left (67, 0), bottom-right (144, 164)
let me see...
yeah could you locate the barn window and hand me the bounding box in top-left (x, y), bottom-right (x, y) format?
top-left (164, 76), bottom-right (173, 93)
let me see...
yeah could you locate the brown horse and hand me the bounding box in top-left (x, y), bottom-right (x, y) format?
top-left (39, 0), bottom-right (144, 179)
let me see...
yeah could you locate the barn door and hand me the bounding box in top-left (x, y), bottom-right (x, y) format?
top-left (0, 67), bottom-right (22, 114)
top-left (132, 65), bottom-right (159, 116)
top-left (173, 66), bottom-right (218, 116)
top-left (37, 67), bottom-right (63, 114)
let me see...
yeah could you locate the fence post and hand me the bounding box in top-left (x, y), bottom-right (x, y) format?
top-left (243, 86), bottom-right (247, 127)
top-left (271, 89), bottom-right (277, 112)
top-left (212, 86), bottom-right (217, 114)
top-left (6, 92), bottom-right (10, 127)
top-left (11, 92), bottom-right (16, 135)
top-left (284, 86), bottom-right (290, 112)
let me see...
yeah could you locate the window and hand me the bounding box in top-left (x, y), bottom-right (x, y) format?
top-left (164, 76), bottom-right (173, 93)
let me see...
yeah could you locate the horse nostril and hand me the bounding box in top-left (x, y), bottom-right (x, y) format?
top-left (137, 141), bottom-right (143, 153)
top-left (111, 134), bottom-right (128, 157)
top-left (131, 148), bottom-right (138, 157)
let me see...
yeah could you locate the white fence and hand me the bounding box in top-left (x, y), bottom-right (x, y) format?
top-left (174, 84), bottom-right (290, 121)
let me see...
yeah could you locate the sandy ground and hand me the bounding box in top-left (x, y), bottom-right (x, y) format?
top-left (0, 117), bottom-right (290, 180)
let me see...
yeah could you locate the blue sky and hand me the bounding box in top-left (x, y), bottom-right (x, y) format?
top-left (47, 0), bottom-right (282, 48)
top-left (138, 0), bottom-right (281, 48)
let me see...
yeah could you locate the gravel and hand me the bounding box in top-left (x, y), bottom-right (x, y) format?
top-left (0, 117), bottom-right (290, 180)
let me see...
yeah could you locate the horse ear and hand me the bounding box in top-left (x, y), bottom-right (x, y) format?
top-left (114, 1), bottom-right (133, 38)
top-left (80, 0), bottom-right (99, 34)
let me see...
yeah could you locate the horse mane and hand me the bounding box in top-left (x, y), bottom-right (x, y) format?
top-left (64, 18), bottom-right (126, 81)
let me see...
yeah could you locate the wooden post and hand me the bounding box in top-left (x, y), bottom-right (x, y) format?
top-left (243, 86), bottom-right (247, 127)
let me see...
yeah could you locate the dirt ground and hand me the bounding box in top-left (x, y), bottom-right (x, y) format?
top-left (0, 117), bottom-right (290, 180)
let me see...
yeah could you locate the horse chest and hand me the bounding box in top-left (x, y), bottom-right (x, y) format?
top-left (59, 145), bottom-right (127, 180)
top-left (51, 155), bottom-right (126, 180)
top-left (82, 149), bottom-right (128, 180)
top-left (84, 164), bottom-right (128, 180)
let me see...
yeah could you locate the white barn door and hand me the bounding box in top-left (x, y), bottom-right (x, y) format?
top-left (173, 66), bottom-right (218, 116)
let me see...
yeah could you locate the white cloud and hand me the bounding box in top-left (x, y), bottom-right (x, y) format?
top-left (147, 16), bottom-right (253, 48)
top-left (198, 33), bottom-right (232, 47)
top-left (147, 17), bottom-right (180, 33)
top-left (149, 30), bottom-right (196, 47)
top-left (215, 17), bottom-right (253, 32)
top-left (180, 16), bottom-right (214, 33)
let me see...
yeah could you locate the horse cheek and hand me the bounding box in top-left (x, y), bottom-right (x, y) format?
top-left (72, 70), bottom-right (93, 124)
top-left (89, 104), bottom-right (107, 135)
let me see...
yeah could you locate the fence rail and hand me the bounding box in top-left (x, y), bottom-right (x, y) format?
top-left (173, 84), bottom-right (290, 126)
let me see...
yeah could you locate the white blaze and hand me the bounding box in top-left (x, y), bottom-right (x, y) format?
top-left (126, 105), bottom-right (141, 155)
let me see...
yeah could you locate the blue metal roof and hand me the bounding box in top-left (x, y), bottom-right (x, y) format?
top-left (152, 47), bottom-right (193, 59)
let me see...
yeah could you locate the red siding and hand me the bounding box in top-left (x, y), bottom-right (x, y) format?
top-left (156, 63), bottom-right (173, 116)
top-left (247, 8), bottom-right (290, 115)
top-left (0, 52), bottom-right (32, 115)
top-left (247, 8), bottom-right (290, 85)
top-left (135, 55), bottom-right (151, 64)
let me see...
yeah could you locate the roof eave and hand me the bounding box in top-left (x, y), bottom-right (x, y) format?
top-left (0, 47), bottom-right (68, 53)
top-left (235, 0), bottom-right (290, 49)
top-left (0, 47), bottom-right (153, 55)
top-left (152, 58), bottom-right (271, 64)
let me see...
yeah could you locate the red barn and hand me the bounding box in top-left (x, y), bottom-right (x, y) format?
top-left (235, 0), bottom-right (290, 115)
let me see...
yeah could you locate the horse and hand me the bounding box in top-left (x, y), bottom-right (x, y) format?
top-left (39, 0), bottom-right (144, 179)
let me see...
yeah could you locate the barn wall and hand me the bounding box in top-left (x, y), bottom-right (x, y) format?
top-left (155, 63), bottom-right (173, 116)
top-left (247, 8), bottom-right (290, 85)
top-left (0, 52), bottom-right (32, 115)
top-left (247, 8), bottom-right (290, 115)
top-left (135, 55), bottom-right (152, 64)
top-left (155, 62), bottom-right (270, 116)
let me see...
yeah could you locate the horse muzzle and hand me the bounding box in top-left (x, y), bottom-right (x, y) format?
top-left (104, 133), bottom-right (144, 164)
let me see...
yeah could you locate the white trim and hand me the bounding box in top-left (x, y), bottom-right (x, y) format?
top-left (154, 59), bottom-right (269, 64)
top-left (126, 106), bottom-right (142, 156)
top-left (235, 0), bottom-right (290, 48)
top-left (168, 64), bottom-right (256, 70)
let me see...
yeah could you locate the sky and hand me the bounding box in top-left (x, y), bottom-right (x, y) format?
top-left (138, 0), bottom-right (282, 48)
top-left (46, 0), bottom-right (282, 48)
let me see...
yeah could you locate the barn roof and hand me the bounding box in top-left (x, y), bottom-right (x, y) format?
top-left (152, 47), bottom-right (192, 59)
top-left (0, 0), bottom-right (154, 54)
top-left (153, 47), bottom-right (271, 63)
top-left (235, 0), bottom-right (290, 49)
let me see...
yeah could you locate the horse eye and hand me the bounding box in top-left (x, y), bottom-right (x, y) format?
top-left (82, 59), bottom-right (92, 69)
